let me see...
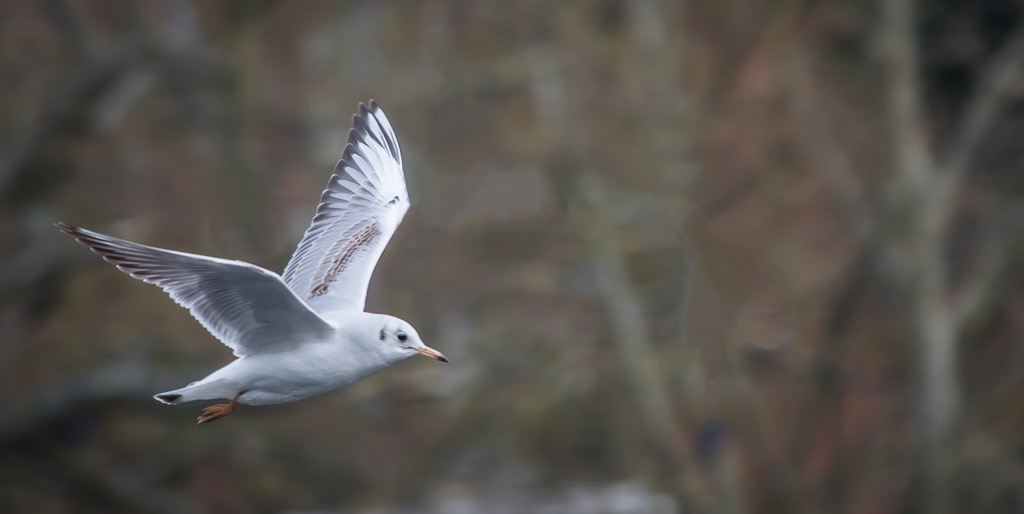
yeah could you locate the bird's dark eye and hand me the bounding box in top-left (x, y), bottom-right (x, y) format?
top-left (397, 332), bottom-right (408, 342)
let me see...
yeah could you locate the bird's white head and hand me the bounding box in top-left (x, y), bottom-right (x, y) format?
top-left (376, 315), bottom-right (448, 364)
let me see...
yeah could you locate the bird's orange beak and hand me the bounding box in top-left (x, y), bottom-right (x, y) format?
top-left (416, 346), bottom-right (449, 363)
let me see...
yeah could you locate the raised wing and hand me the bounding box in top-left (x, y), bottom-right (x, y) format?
top-left (57, 223), bottom-right (334, 357)
top-left (282, 101), bottom-right (409, 315)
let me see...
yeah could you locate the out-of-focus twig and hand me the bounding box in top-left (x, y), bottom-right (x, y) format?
top-left (940, 25), bottom-right (1024, 196)
top-left (788, 55), bottom-right (872, 240)
top-left (554, 1), bottom-right (697, 501)
top-left (952, 226), bottom-right (1012, 327)
top-left (576, 174), bottom-right (691, 465)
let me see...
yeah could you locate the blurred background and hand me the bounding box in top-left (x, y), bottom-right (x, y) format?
top-left (2, 0), bottom-right (1023, 513)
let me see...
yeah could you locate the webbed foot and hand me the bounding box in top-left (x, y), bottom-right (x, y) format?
top-left (196, 390), bottom-right (247, 425)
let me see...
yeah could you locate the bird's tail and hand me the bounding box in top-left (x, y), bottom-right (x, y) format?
top-left (154, 390), bottom-right (184, 404)
top-left (153, 378), bottom-right (231, 405)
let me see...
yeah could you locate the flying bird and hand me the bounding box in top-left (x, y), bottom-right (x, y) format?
top-left (57, 101), bottom-right (447, 425)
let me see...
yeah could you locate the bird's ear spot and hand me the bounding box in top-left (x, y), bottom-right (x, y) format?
top-left (379, 328), bottom-right (386, 341)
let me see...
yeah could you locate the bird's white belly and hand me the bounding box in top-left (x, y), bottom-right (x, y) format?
top-left (213, 342), bottom-right (391, 406)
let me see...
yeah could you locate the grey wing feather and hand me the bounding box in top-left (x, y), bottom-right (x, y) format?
top-left (282, 100), bottom-right (410, 315)
top-left (57, 223), bottom-right (333, 357)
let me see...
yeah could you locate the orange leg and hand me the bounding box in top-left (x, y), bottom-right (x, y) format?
top-left (196, 390), bottom-right (248, 425)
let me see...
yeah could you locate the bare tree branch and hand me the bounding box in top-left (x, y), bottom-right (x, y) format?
top-left (952, 226), bottom-right (1012, 327)
top-left (941, 25), bottom-right (1024, 187)
top-left (880, 0), bottom-right (936, 191)
top-left (788, 54), bottom-right (872, 239)
top-left (577, 174), bottom-right (691, 463)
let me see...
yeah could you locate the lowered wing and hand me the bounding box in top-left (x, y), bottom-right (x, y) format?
top-left (57, 223), bottom-right (334, 357)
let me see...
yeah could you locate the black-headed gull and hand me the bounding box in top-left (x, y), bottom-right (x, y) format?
top-left (57, 101), bottom-right (447, 425)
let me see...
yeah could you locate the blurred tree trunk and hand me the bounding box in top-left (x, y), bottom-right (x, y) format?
top-left (878, 2), bottom-right (956, 511)
top-left (879, 1), bottom-right (1024, 512)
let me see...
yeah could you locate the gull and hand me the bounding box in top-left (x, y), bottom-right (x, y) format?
top-left (57, 101), bottom-right (447, 425)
